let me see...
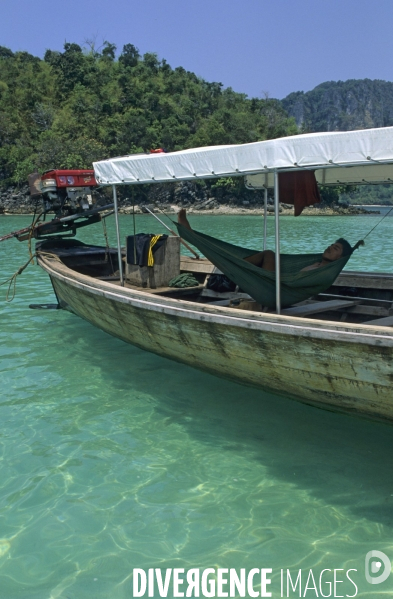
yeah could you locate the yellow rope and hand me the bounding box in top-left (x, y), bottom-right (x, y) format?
top-left (147, 235), bottom-right (162, 266)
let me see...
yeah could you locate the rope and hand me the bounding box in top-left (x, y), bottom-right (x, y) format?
top-left (0, 255), bottom-right (36, 302)
top-left (26, 198), bottom-right (42, 263)
top-left (102, 216), bottom-right (110, 262)
top-left (345, 207), bottom-right (393, 254)
top-left (147, 235), bottom-right (162, 266)
top-left (362, 206), bottom-right (393, 241)
top-left (27, 212), bottom-right (43, 264)
top-left (132, 187), bottom-right (137, 264)
top-left (352, 239), bottom-right (365, 251)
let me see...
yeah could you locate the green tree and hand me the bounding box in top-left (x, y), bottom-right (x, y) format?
top-left (101, 41), bottom-right (117, 62)
top-left (119, 44), bottom-right (140, 68)
top-left (0, 40), bottom-right (299, 185)
top-left (319, 185), bottom-right (356, 206)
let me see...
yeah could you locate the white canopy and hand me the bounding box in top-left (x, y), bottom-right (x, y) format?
top-left (93, 126), bottom-right (393, 187)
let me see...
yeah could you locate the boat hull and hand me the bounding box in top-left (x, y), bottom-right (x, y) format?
top-left (40, 256), bottom-right (393, 422)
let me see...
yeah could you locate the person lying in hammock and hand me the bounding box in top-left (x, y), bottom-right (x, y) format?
top-left (177, 208), bottom-right (352, 272)
top-left (243, 240), bottom-right (353, 272)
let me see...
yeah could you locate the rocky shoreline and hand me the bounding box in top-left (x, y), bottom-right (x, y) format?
top-left (0, 183), bottom-right (377, 216)
top-left (119, 205), bottom-right (372, 217)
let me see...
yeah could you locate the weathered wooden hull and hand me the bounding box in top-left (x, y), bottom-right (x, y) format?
top-left (39, 255), bottom-right (393, 422)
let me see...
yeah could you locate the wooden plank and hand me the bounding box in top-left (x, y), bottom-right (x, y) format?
top-left (131, 284), bottom-right (203, 295)
top-left (318, 293), bottom-right (392, 308)
top-left (200, 289), bottom-right (252, 300)
top-left (346, 305), bottom-right (390, 317)
top-left (206, 299), bottom-right (231, 306)
top-left (110, 280), bottom-right (204, 295)
top-left (335, 271), bottom-right (393, 290)
top-left (180, 256), bottom-right (214, 274)
top-left (282, 299), bottom-right (358, 317)
top-left (149, 285), bottom-right (203, 295)
top-left (97, 275), bottom-right (121, 281)
top-left (363, 315), bottom-right (393, 326)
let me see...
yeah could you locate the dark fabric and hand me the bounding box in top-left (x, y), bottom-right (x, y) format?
top-left (279, 171), bottom-right (321, 216)
top-left (126, 234), bottom-right (168, 267)
top-left (206, 274), bottom-right (237, 292)
top-left (175, 223), bottom-right (353, 308)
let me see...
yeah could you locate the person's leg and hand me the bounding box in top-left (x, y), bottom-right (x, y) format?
top-left (177, 208), bottom-right (192, 230)
top-left (177, 209), bottom-right (276, 271)
top-left (245, 250), bottom-right (275, 271)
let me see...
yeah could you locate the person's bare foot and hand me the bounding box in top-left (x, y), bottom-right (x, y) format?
top-left (177, 208), bottom-right (192, 230)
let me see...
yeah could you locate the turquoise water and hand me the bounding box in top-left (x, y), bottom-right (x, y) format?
top-left (1, 213), bottom-right (393, 598)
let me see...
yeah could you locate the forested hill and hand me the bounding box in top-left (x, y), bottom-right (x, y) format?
top-left (0, 42), bottom-right (296, 186)
top-left (280, 79), bottom-right (393, 205)
top-left (281, 79), bottom-right (393, 132)
top-left (3, 42), bottom-right (393, 206)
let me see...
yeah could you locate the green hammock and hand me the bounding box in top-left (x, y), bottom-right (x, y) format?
top-left (176, 223), bottom-right (353, 308)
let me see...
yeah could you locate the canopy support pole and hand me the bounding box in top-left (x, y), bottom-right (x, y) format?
top-left (263, 178), bottom-right (268, 251)
top-left (274, 172), bottom-right (281, 313)
top-left (112, 185), bottom-right (124, 287)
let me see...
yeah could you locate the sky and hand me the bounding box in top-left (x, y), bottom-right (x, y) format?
top-left (2, 0), bottom-right (393, 99)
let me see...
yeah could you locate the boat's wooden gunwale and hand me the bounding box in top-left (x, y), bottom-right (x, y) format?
top-left (38, 255), bottom-right (393, 345)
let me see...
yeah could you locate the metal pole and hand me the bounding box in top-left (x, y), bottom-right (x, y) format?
top-left (263, 184), bottom-right (268, 251)
top-left (132, 190), bottom-right (137, 265)
top-left (112, 185), bottom-right (124, 286)
top-left (274, 171), bottom-right (281, 314)
top-left (143, 206), bottom-right (200, 259)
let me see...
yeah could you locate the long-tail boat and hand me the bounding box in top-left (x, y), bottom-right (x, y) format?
top-left (7, 128), bottom-right (393, 422)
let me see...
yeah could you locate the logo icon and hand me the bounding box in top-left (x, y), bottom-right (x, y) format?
top-left (365, 550), bottom-right (391, 584)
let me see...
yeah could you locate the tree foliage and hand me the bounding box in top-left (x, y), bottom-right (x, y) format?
top-left (0, 42), bottom-right (297, 186)
top-left (319, 185), bottom-right (356, 207)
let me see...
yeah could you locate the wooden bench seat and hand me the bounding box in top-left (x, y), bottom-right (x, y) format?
top-left (281, 299), bottom-right (358, 317)
top-left (200, 288), bottom-right (252, 301)
top-left (180, 256), bottom-right (215, 274)
top-left (363, 315), bottom-right (393, 326)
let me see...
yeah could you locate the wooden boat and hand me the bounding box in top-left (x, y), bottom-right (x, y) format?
top-left (36, 128), bottom-right (393, 422)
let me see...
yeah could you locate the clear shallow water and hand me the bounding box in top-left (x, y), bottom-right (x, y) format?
top-left (1, 214), bottom-right (393, 598)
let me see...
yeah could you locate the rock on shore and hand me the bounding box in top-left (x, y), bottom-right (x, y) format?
top-left (0, 185), bottom-right (38, 214)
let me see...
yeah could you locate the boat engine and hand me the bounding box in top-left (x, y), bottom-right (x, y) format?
top-left (1, 170), bottom-right (114, 243)
top-left (29, 169), bottom-right (98, 218)
top-left (8, 169), bottom-right (115, 240)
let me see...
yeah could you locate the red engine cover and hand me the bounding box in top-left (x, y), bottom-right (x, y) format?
top-left (41, 169), bottom-right (97, 188)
